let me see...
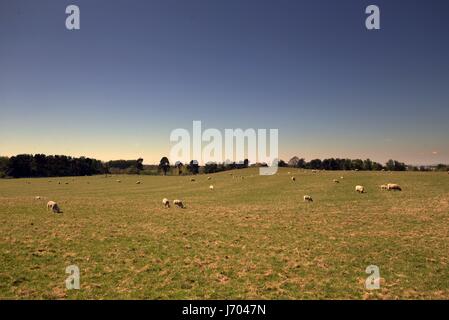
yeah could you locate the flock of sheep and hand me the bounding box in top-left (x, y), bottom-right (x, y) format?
top-left (37, 170), bottom-right (403, 214)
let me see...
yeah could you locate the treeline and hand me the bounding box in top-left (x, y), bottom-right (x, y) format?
top-left (0, 155), bottom-right (146, 178)
top-left (161, 159), bottom-right (250, 175)
top-left (1, 154), bottom-right (448, 178)
top-left (0, 154), bottom-right (106, 178)
top-left (283, 157), bottom-right (406, 171)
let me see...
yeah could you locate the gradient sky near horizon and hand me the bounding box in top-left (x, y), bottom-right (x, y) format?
top-left (1, 0), bottom-right (448, 165)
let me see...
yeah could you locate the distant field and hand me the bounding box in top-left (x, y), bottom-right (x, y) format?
top-left (0, 168), bottom-right (448, 299)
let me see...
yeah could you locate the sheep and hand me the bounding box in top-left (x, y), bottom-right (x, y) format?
top-left (207, 177), bottom-right (211, 180)
top-left (35, 196), bottom-right (41, 200)
top-left (303, 195), bottom-right (313, 202)
top-left (47, 201), bottom-right (62, 213)
top-left (311, 170), bottom-right (317, 173)
top-left (291, 177), bottom-right (296, 182)
top-left (333, 179), bottom-right (340, 183)
top-left (355, 185), bottom-right (365, 193)
top-left (387, 183), bottom-right (402, 191)
top-left (340, 176), bottom-right (344, 180)
top-left (190, 178), bottom-right (195, 182)
top-left (136, 181), bottom-right (141, 185)
top-left (209, 185), bottom-right (214, 190)
top-left (116, 180), bottom-right (121, 183)
top-left (380, 184), bottom-right (388, 190)
top-left (162, 198), bottom-right (170, 208)
top-left (173, 199), bottom-right (185, 208)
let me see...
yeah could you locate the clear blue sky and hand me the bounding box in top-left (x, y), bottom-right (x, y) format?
top-left (1, 0), bottom-right (448, 164)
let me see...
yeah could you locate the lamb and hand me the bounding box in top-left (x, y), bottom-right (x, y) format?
top-left (47, 201), bottom-right (62, 213)
top-left (387, 183), bottom-right (402, 191)
top-left (355, 185), bottom-right (365, 193)
top-left (173, 199), bottom-right (185, 208)
top-left (162, 198), bottom-right (170, 208)
top-left (303, 195), bottom-right (313, 202)
top-left (209, 185), bottom-right (214, 190)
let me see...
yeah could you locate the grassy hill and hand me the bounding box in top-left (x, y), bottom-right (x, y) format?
top-left (0, 168), bottom-right (448, 299)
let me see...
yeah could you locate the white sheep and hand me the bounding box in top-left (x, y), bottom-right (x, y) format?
top-left (35, 196), bottom-right (41, 200)
top-left (333, 179), bottom-right (340, 183)
top-left (209, 185), bottom-right (214, 190)
top-left (291, 177), bottom-right (296, 181)
top-left (207, 177), bottom-right (211, 180)
top-left (116, 180), bottom-right (121, 183)
top-left (303, 195), bottom-right (313, 202)
top-left (355, 185), bottom-right (365, 193)
top-left (173, 199), bottom-right (185, 208)
top-left (162, 198), bottom-right (170, 208)
top-left (136, 181), bottom-right (141, 185)
top-left (380, 184), bottom-right (388, 190)
top-left (47, 201), bottom-right (62, 213)
top-left (387, 183), bottom-right (402, 191)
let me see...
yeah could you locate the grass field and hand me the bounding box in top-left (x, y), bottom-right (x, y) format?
top-left (0, 168), bottom-right (448, 299)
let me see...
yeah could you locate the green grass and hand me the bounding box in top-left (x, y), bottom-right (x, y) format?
top-left (0, 168), bottom-right (448, 299)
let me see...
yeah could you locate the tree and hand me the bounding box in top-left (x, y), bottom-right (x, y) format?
top-left (309, 159), bottom-right (322, 170)
top-left (363, 159), bottom-right (373, 171)
top-left (136, 158), bottom-right (144, 171)
top-left (0, 157), bottom-right (9, 178)
top-left (278, 160), bottom-right (287, 167)
top-left (288, 156), bottom-right (300, 167)
top-left (175, 161), bottom-right (184, 175)
top-left (188, 160), bottom-right (199, 174)
top-left (158, 157), bottom-right (170, 175)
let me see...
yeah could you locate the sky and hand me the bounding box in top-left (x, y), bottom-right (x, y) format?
top-left (0, 0), bottom-right (448, 165)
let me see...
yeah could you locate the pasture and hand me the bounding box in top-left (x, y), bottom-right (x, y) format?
top-left (0, 168), bottom-right (448, 299)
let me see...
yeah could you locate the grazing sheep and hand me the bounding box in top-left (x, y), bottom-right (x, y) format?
top-left (387, 183), bottom-right (402, 191)
top-left (355, 185), bottom-right (365, 193)
top-left (116, 180), bottom-right (121, 183)
top-left (209, 185), bottom-right (214, 190)
top-left (380, 185), bottom-right (388, 190)
top-left (136, 181), bottom-right (141, 185)
top-left (207, 177), bottom-right (211, 180)
top-left (340, 176), bottom-right (344, 179)
top-left (291, 177), bottom-right (296, 182)
top-left (162, 198), bottom-right (170, 208)
top-left (303, 195), bottom-right (313, 202)
top-left (47, 201), bottom-right (62, 213)
top-left (333, 179), bottom-right (340, 183)
top-left (35, 196), bottom-right (41, 200)
top-left (173, 199), bottom-right (185, 208)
